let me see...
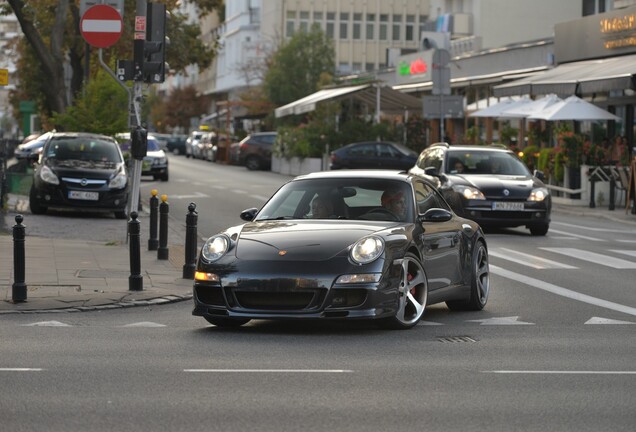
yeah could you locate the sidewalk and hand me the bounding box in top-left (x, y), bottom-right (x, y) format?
top-left (1, 193), bottom-right (634, 315)
top-left (1, 194), bottom-right (194, 314)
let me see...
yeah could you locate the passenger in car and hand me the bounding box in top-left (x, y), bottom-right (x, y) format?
top-left (311, 195), bottom-right (334, 219)
top-left (381, 188), bottom-right (407, 219)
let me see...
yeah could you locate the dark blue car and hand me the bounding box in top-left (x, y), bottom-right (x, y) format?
top-left (330, 141), bottom-right (418, 170)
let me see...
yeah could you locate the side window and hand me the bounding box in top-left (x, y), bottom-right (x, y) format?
top-left (377, 143), bottom-right (397, 158)
top-left (349, 144), bottom-right (375, 157)
top-left (414, 180), bottom-right (449, 214)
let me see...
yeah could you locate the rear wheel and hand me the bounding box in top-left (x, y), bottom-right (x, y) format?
top-left (245, 155), bottom-right (261, 171)
top-left (29, 187), bottom-right (47, 215)
top-left (204, 317), bottom-right (251, 328)
top-left (114, 210), bottom-right (127, 220)
top-left (447, 240), bottom-right (489, 311)
top-left (380, 253), bottom-right (428, 330)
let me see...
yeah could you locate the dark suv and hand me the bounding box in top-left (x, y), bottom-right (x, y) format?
top-left (237, 132), bottom-right (277, 170)
top-left (409, 143), bottom-right (551, 236)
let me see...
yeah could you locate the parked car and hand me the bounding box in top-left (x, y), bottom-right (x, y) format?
top-left (165, 135), bottom-right (187, 155)
top-left (185, 130), bottom-right (205, 159)
top-left (409, 142), bottom-right (551, 236)
top-left (28, 132), bottom-right (129, 219)
top-left (329, 141), bottom-right (419, 170)
top-left (13, 132), bottom-right (53, 159)
top-left (192, 170), bottom-right (489, 329)
top-left (237, 131), bottom-right (278, 170)
top-left (116, 133), bottom-right (169, 181)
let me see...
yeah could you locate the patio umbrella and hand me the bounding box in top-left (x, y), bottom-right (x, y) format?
top-left (500, 94), bottom-right (563, 118)
top-left (469, 96), bottom-right (532, 117)
top-left (528, 95), bottom-right (621, 121)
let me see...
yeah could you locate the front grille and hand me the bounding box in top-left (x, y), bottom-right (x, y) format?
top-left (234, 291), bottom-right (320, 310)
top-left (195, 286), bottom-right (225, 306)
top-left (62, 177), bottom-right (106, 190)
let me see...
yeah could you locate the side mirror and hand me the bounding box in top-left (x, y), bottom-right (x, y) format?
top-left (424, 166), bottom-right (439, 177)
top-left (27, 153), bottom-right (40, 164)
top-left (240, 207), bottom-right (259, 221)
top-left (533, 169), bottom-right (545, 181)
top-left (419, 207), bottom-right (453, 223)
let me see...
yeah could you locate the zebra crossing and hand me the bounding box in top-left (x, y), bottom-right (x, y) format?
top-left (489, 246), bottom-right (636, 269)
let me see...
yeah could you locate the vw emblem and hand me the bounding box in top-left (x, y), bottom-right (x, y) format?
top-left (503, 189), bottom-right (510, 196)
top-left (80, 178), bottom-right (88, 186)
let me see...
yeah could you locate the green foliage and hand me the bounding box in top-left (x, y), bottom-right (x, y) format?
top-left (521, 145), bottom-right (539, 171)
top-left (537, 148), bottom-right (552, 173)
top-left (553, 151), bottom-right (565, 182)
top-left (51, 70), bottom-right (128, 135)
top-left (500, 125), bottom-right (518, 145)
top-left (264, 24), bottom-right (335, 107)
top-left (464, 126), bottom-right (482, 145)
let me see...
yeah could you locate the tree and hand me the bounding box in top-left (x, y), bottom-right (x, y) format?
top-left (263, 24), bottom-right (335, 107)
top-left (151, 85), bottom-right (209, 132)
top-left (2, 0), bottom-right (222, 126)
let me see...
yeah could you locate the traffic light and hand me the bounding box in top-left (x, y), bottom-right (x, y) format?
top-left (143, 2), bottom-right (166, 83)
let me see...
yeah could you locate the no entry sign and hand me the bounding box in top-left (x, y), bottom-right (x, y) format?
top-left (80, 4), bottom-right (123, 48)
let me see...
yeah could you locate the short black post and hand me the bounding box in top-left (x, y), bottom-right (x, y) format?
top-left (588, 177), bottom-right (596, 208)
top-left (128, 212), bottom-right (143, 291)
top-left (148, 189), bottom-right (159, 250)
top-left (609, 176), bottom-right (615, 211)
top-left (157, 194), bottom-right (169, 260)
top-left (183, 202), bottom-right (198, 279)
top-left (12, 214), bottom-right (27, 303)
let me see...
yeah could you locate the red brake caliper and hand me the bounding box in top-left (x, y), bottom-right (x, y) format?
top-left (407, 272), bottom-right (416, 296)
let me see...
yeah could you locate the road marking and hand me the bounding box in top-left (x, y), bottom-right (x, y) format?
top-left (490, 265), bottom-right (636, 316)
top-left (540, 248), bottom-right (636, 269)
top-left (616, 240), bottom-right (636, 243)
top-left (21, 321), bottom-right (71, 327)
top-left (547, 229), bottom-right (604, 242)
top-left (0, 368), bottom-right (44, 372)
top-left (610, 250), bottom-right (636, 258)
top-left (585, 317), bottom-right (635, 325)
top-left (490, 248), bottom-right (577, 269)
top-left (552, 221), bottom-right (636, 234)
top-left (231, 189), bottom-right (248, 195)
top-left (249, 194), bottom-right (269, 201)
top-left (120, 322), bottom-right (166, 328)
top-left (169, 192), bottom-right (209, 200)
top-left (467, 316), bottom-right (534, 325)
top-left (184, 369), bottom-right (353, 373)
top-left (418, 320), bottom-right (444, 326)
top-left (483, 370), bottom-right (636, 375)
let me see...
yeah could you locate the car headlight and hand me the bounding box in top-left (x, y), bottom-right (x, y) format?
top-left (452, 185), bottom-right (486, 200)
top-left (40, 165), bottom-right (59, 185)
top-left (201, 235), bottom-right (230, 262)
top-left (350, 236), bottom-right (384, 265)
top-left (529, 187), bottom-right (549, 202)
top-left (108, 171), bottom-right (128, 189)
top-left (153, 157), bottom-right (167, 166)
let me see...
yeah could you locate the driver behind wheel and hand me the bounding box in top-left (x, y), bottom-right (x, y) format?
top-left (381, 188), bottom-right (407, 219)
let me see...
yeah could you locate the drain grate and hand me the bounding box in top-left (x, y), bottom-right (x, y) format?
top-left (437, 336), bottom-right (477, 343)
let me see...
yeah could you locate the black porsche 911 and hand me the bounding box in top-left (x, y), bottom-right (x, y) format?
top-left (192, 170), bottom-right (490, 330)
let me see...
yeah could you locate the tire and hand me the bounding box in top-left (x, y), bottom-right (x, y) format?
top-left (447, 240), bottom-right (489, 311)
top-left (529, 223), bottom-right (549, 236)
top-left (380, 252), bottom-right (428, 330)
top-left (29, 187), bottom-right (47, 215)
top-left (160, 172), bottom-right (169, 182)
top-left (245, 155), bottom-right (261, 171)
top-left (204, 317), bottom-right (251, 328)
top-left (114, 210), bottom-right (127, 220)
top-left (172, 148), bottom-right (180, 155)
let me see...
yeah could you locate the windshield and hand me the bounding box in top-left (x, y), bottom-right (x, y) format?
top-left (446, 150), bottom-right (531, 176)
top-left (45, 137), bottom-right (122, 169)
top-left (256, 178), bottom-right (413, 222)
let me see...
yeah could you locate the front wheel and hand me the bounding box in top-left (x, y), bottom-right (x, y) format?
top-left (380, 253), bottom-right (428, 330)
top-left (447, 240), bottom-right (489, 311)
top-left (29, 187), bottom-right (47, 215)
top-left (245, 156), bottom-right (261, 171)
top-left (204, 317), bottom-right (251, 328)
top-left (529, 223), bottom-right (549, 236)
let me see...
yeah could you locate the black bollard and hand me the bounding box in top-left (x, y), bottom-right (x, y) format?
top-left (12, 214), bottom-right (27, 303)
top-left (183, 202), bottom-right (198, 279)
top-left (157, 194), bottom-right (169, 260)
top-left (588, 178), bottom-right (596, 208)
top-left (148, 189), bottom-right (159, 250)
top-left (609, 176), bottom-right (615, 211)
top-left (128, 212), bottom-right (143, 291)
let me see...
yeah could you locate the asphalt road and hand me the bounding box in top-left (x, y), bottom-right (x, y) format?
top-left (1, 154), bottom-right (635, 431)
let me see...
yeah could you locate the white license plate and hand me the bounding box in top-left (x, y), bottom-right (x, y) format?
top-left (68, 191), bottom-right (99, 201)
top-left (492, 201), bottom-right (524, 211)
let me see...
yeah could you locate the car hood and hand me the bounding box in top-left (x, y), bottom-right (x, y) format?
top-left (232, 220), bottom-right (402, 261)
top-left (449, 174), bottom-right (540, 199)
top-left (146, 150), bottom-right (166, 158)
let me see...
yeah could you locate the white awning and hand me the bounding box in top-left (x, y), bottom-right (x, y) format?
top-left (493, 54), bottom-right (636, 97)
top-left (274, 84), bottom-right (422, 118)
